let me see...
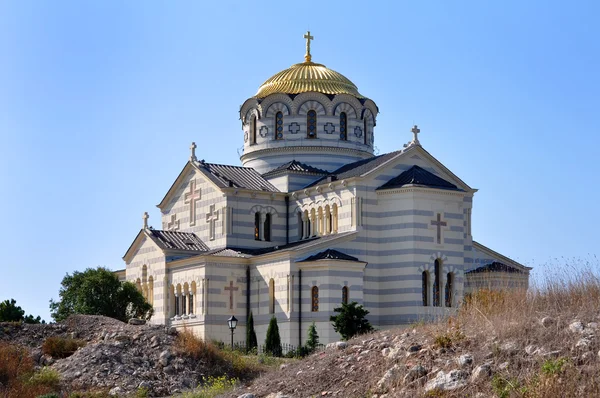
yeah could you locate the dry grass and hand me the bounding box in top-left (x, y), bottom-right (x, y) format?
top-left (42, 336), bottom-right (86, 359)
top-left (0, 341), bottom-right (60, 397)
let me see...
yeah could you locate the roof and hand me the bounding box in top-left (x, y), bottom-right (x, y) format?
top-left (305, 150), bottom-right (402, 187)
top-left (255, 61), bottom-right (364, 99)
top-left (376, 165), bottom-right (461, 191)
top-left (146, 229), bottom-right (210, 252)
top-left (298, 249), bottom-right (359, 262)
top-left (466, 262), bottom-right (525, 274)
top-left (195, 161), bottom-right (279, 192)
top-left (262, 160), bottom-right (329, 178)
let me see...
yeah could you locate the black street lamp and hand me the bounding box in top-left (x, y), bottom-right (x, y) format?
top-left (227, 315), bottom-right (238, 349)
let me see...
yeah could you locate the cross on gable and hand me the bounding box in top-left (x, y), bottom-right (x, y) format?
top-left (224, 280), bottom-right (239, 310)
top-left (206, 204), bottom-right (219, 241)
top-left (411, 125), bottom-right (421, 145)
top-left (167, 214), bottom-right (180, 231)
top-left (184, 179), bottom-right (201, 226)
top-left (142, 212), bottom-right (149, 229)
top-left (431, 213), bottom-right (447, 244)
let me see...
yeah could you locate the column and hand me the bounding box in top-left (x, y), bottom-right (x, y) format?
top-left (174, 293), bottom-right (179, 316)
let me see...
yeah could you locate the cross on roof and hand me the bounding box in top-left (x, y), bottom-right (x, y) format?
top-left (167, 214), bottom-right (180, 231)
top-left (411, 125), bottom-right (421, 145)
top-left (206, 204), bottom-right (219, 241)
top-left (304, 31), bottom-right (314, 62)
top-left (142, 212), bottom-right (149, 229)
top-left (190, 142), bottom-right (197, 162)
top-left (184, 180), bottom-right (201, 226)
top-left (431, 213), bottom-right (447, 244)
top-left (224, 280), bottom-right (238, 310)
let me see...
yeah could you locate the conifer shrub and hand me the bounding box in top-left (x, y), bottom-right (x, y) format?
top-left (306, 321), bottom-right (319, 353)
top-left (246, 311), bottom-right (258, 354)
top-left (264, 316), bottom-right (282, 357)
top-left (330, 302), bottom-right (373, 340)
top-left (42, 336), bottom-right (85, 359)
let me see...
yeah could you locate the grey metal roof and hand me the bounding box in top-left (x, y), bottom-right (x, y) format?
top-left (194, 161), bottom-right (279, 192)
top-left (466, 262), bottom-right (524, 274)
top-left (305, 150), bottom-right (402, 188)
top-left (262, 160), bottom-right (329, 178)
top-left (146, 229), bottom-right (210, 252)
top-left (298, 249), bottom-right (359, 262)
top-left (376, 165), bottom-right (461, 191)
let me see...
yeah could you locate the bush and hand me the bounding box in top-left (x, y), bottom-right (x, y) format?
top-left (27, 367), bottom-right (61, 390)
top-left (264, 316), bottom-right (282, 357)
top-left (246, 311), bottom-right (258, 354)
top-left (0, 341), bottom-right (57, 397)
top-left (306, 321), bottom-right (319, 353)
top-left (330, 302), bottom-right (373, 340)
top-left (42, 336), bottom-right (85, 359)
top-left (175, 329), bottom-right (221, 365)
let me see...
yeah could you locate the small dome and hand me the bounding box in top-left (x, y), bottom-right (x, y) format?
top-left (255, 61), bottom-right (364, 99)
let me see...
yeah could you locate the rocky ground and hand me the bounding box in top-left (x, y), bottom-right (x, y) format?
top-left (0, 315), bottom-right (215, 397)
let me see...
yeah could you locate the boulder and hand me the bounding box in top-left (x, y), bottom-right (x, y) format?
top-left (128, 318), bottom-right (146, 325)
top-left (376, 364), bottom-right (400, 392)
top-left (424, 369), bottom-right (468, 392)
top-left (457, 354), bottom-right (473, 367)
top-left (541, 317), bottom-right (555, 328)
top-left (403, 365), bottom-right (427, 384)
top-left (471, 363), bottom-right (492, 382)
top-left (569, 321), bottom-right (585, 333)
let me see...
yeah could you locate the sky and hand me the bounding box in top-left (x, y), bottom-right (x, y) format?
top-left (0, 1), bottom-right (598, 322)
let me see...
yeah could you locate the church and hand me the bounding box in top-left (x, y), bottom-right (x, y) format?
top-left (120, 33), bottom-right (530, 346)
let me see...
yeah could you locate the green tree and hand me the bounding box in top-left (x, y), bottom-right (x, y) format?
top-left (330, 301), bottom-right (373, 340)
top-left (0, 299), bottom-right (45, 323)
top-left (264, 316), bottom-right (282, 357)
top-left (0, 299), bottom-right (25, 322)
top-left (306, 321), bottom-right (319, 352)
top-left (49, 267), bottom-right (153, 322)
top-left (246, 311), bottom-right (258, 353)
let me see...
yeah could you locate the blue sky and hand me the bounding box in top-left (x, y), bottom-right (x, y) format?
top-left (1, 1), bottom-right (598, 322)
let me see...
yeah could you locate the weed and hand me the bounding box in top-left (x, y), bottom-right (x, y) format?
top-left (26, 367), bottom-right (61, 390)
top-left (433, 329), bottom-right (465, 349)
top-left (541, 357), bottom-right (568, 376)
top-left (135, 386), bottom-right (149, 397)
top-left (42, 336), bottom-right (85, 359)
top-left (179, 375), bottom-right (237, 398)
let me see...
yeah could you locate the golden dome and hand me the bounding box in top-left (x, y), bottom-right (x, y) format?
top-left (255, 61), bottom-right (364, 99)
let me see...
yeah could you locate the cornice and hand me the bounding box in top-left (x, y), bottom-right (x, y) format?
top-left (240, 145), bottom-right (373, 162)
top-left (376, 186), bottom-right (467, 197)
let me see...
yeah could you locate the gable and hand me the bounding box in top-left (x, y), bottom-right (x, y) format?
top-left (376, 165), bottom-right (462, 192)
top-left (122, 230), bottom-right (162, 264)
top-left (157, 162), bottom-right (221, 211)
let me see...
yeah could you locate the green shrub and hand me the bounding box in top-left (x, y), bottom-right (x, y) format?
top-left (542, 357), bottom-right (568, 376)
top-left (42, 336), bottom-right (85, 359)
top-left (246, 311), bottom-right (258, 354)
top-left (264, 316), bottom-right (282, 357)
top-left (330, 302), bottom-right (373, 340)
top-left (180, 375), bottom-right (237, 398)
top-left (306, 321), bottom-right (319, 353)
top-left (27, 367), bottom-right (61, 390)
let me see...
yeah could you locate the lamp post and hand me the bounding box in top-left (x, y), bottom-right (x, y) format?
top-left (227, 315), bottom-right (238, 349)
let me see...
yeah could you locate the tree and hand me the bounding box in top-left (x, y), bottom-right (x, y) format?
top-left (264, 316), bottom-right (282, 357)
top-left (49, 267), bottom-right (153, 322)
top-left (330, 301), bottom-right (374, 340)
top-left (246, 311), bottom-right (258, 353)
top-left (306, 321), bottom-right (319, 352)
top-left (0, 299), bottom-right (45, 324)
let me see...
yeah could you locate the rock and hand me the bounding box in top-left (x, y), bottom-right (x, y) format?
top-left (576, 338), bottom-right (592, 350)
top-left (408, 344), bottom-right (422, 353)
top-left (381, 347), bottom-right (391, 357)
top-left (525, 345), bottom-right (538, 355)
top-left (424, 370), bottom-right (468, 392)
top-left (159, 349), bottom-right (172, 366)
top-left (109, 386), bottom-right (124, 396)
top-left (238, 394), bottom-right (256, 398)
top-left (541, 316), bottom-right (555, 328)
top-left (588, 322), bottom-right (599, 330)
top-left (376, 364), bottom-right (400, 392)
top-left (128, 318), bottom-right (146, 325)
top-left (163, 365), bottom-right (175, 375)
top-left (280, 363), bottom-right (289, 370)
top-left (500, 341), bottom-right (518, 355)
top-left (499, 361), bottom-right (509, 370)
top-left (569, 321), bottom-right (585, 333)
top-left (166, 326), bottom-right (178, 335)
top-left (336, 342), bottom-right (348, 350)
top-left (471, 363), bottom-right (492, 382)
top-left (403, 365), bottom-right (427, 383)
top-left (457, 354), bottom-right (473, 367)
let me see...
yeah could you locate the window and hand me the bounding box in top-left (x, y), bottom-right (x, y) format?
top-left (433, 259), bottom-right (442, 307)
top-left (422, 271), bottom-right (429, 306)
top-left (342, 286), bottom-right (349, 304)
top-left (264, 213), bottom-right (271, 241)
top-left (298, 212), bottom-right (303, 239)
top-left (189, 292), bottom-right (194, 314)
top-left (311, 286), bottom-right (319, 311)
top-left (445, 273), bottom-right (453, 308)
top-left (307, 110), bottom-right (317, 138)
top-left (251, 116), bottom-right (257, 144)
top-left (340, 112), bottom-right (347, 140)
top-left (269, 279), bottom-right (275, 314)
top-left (363, 118), bottom-right (368, 145)
top-left (254, 212), bottom-right (260, 240)
top-left (275, 112), bottom-right (283, 140)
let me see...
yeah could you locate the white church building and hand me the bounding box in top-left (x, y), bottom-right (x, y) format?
top-left (120, 33), bottom-right (530, 346)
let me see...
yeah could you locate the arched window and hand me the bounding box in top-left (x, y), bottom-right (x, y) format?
top-left (307, 110), bottom-right (317, 139)
top-left (363, 118), bottom-right (368, 145)
top-left (148, 276), bottom-right (154, 306)
top-left (297, 212), bottom-right (303, 240)
top-left (264, 213), bottom-right (271, 241)
top-left (340, 112), bottom-right (347, 140)
top-left (275, 111), bottom-right (283, 140)
top-left (251, 115), bottom-right (257, 144)
top-left (254, 212), bottom-right (260, 240)
top-left (311, 286), bottom-right (319, 311)
top-left (445, 272), bottom-right (454, 308)
top-left (433, 259), bottom-right (442, 307)
top-left (305, 210), bottom-right (311, 238)
top-left (190, 281), bottom-right (196, 315)
top-left (342, 286), bottom-right (349, 304)
top-left (269, 279), bottom-right (275, 314)
top-left (422, 271), bottom-right (429, 306)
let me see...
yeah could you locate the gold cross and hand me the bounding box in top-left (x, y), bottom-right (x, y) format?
top-left (304, 31), bottom-right (314, 62)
